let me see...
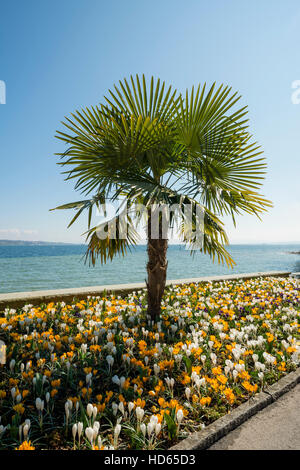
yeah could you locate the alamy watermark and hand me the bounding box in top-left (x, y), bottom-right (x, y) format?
top-left (0, 80), bottom-right (6, 104)
top-left (95, 202), bottom-right (205, 248)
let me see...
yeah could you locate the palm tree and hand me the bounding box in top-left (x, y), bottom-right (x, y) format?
top-left (52, 75), bottom-right (272, 321)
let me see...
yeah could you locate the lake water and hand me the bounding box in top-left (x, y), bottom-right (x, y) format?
top-left (0, 244), bottom-right (299, 293)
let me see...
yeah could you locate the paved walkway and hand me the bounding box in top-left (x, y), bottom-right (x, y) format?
top-left (209, 384), bottom-right (300, 450)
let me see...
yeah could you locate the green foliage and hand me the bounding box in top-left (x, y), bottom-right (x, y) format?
top-left (183, 356), bottom-right (192, 375)
top-left (164, 411), bottom-right (177, 440)
top-left (52, 75), bottom-right (272, 266)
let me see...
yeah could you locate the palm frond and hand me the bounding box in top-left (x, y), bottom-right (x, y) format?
top-left (84, 209), bottom-right (140, 265)
top-left (50, 193), bottom-right (106, 228)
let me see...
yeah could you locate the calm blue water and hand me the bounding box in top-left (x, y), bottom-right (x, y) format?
top-left (0, 244), bottom-right (299, 293)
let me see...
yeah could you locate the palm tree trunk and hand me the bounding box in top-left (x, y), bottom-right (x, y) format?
top-left (146, 210), bottom-right (168, 322)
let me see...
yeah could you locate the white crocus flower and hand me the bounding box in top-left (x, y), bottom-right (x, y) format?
top-left (128, 402), bottom-right (134, 415)
top-left (77, 422), bottom-right (83, 445)
top-left (135, 406), bottom-right (144, 421)
top-left (86, 403), bottom-right (94, 418)
top-left (106, 355), bottom-right (114, 370)
top-left (114, 424), bottom-right (121, 446)
top-left (23, 423), bottom-right (30, 440)
top-left (176, 409), bottom-right (184, 426)
top-left (155, 422), bottom-right (161, 436)
top-left (140, 423), bottom-right (146, 437)
top-left (85, 426), bottom-right (94, 444)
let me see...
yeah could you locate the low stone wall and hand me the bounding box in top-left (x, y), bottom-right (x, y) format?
top-left (0, 271), bottom-right (291, 311)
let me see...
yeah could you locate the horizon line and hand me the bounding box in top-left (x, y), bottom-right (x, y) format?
top-left (1, 239), bottom-right (300, 246)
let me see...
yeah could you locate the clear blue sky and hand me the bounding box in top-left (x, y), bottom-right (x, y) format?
top-left (1, 0), bottom-right (299, 243)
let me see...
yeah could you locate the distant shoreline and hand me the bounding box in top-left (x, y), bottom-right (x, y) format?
top-left (0, 239), bottom-right (300, 247)
top-left (0, 240), bottom-right (82, 246)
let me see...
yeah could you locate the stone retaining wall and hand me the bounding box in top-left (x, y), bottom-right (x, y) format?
top-left (0, 271), bottom-right (291, 310)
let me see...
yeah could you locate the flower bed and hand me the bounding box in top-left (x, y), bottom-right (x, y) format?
top-left (0, 276), bottom-right (299, 450)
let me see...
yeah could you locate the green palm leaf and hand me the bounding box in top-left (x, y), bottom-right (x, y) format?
top-left (53, 75), bottom-right (272, 279)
